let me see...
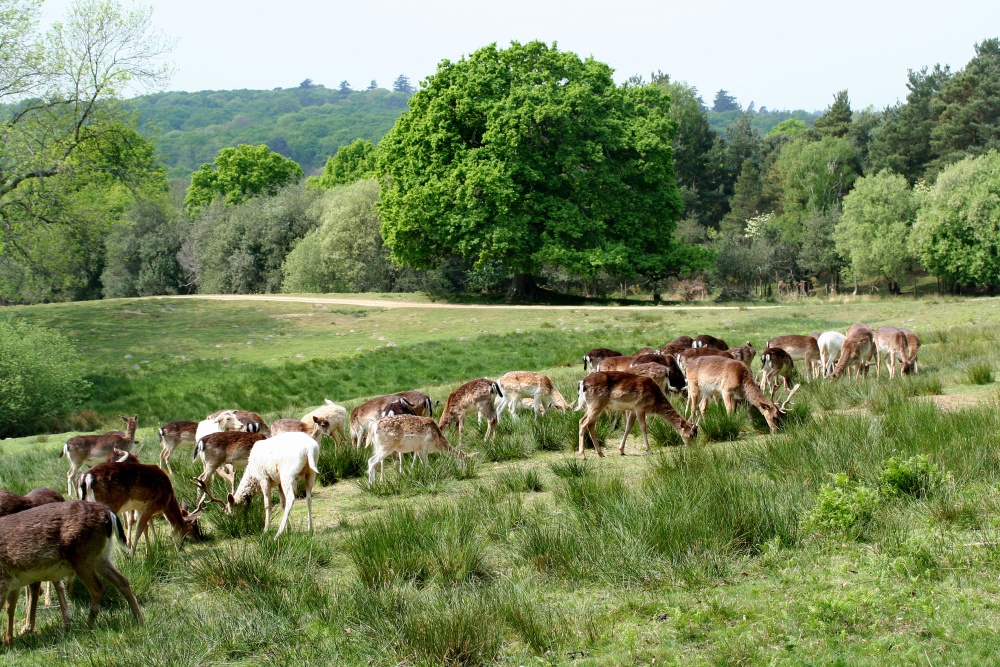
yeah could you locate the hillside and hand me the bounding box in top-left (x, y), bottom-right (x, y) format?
top-left (127, 86), bottom-right (411, 178)
top-left (126, 86), bottom-right (819, 180)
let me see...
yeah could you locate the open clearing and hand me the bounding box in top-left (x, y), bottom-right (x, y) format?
top-left (3, 294), bottom-right (1000, 666)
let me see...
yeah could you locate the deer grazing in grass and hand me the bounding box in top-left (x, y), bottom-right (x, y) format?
top-left (61, 415), bottom-right (138, 497)
top-left (301, 399), bottom-right (349, 444)
top-left (495, 371), bottom-right (570, 419)
top-left (817, 331), bottom-right (846, 378)
top-left (693, 334), bottom-right (729, 350)
top-left (190, 430), bottom-right (269, 507)
top-left (900, 328), bottom-right (921, 374)
top-left (831, 327), bottom-right (875, 379)
top-left (0, 489), bottom-right (70, 639)
top-left (365, 414), bottom-right (470, 483)
top-left (0, 501), bottom-right (142, 644)
top-left (158, 421), bottom-right (198, 475)
top-left (78, 462), bottom-right (202, 552)
top-left (629, 354), bottom-right (687, 393)
top-left (765, 335), bottom-right (821, 382)
top-left (659, 335), bottom-right (694, 357)
top-left (438, 379), bottom-right (503, 447)
top-left (227, 431), bottom-right (320, 538)
top-left (583, 348), bottom-right (623, 373)
top-left (685, 356), bottom-right (800, 434)
top-left (349, 392), bottom-right (433, 447)
top-left (873, 326), bottom-right (912, 379)
top-left (577, 371), bottom-right (697, 458)
top-left (269, 416), bottom-right (333, 443)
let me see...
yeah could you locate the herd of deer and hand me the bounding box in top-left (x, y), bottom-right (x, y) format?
top-left (0, 321), bottom-right (919, 645)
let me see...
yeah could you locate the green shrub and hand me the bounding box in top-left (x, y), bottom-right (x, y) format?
top-left (966, 362), bottom-right (993, 385)
top-left (802, 474), bottom-right (880, 535)
top-left (878, 454), bottom-right (949, 499)
top-left (0, 320), bottom-right (89, 437)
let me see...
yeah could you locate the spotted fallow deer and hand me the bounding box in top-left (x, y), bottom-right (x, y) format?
top-left (873, 326), bottom-right (912, 379)
top-left (61, 415), bottom-right (138, 497)
top-left (577, 371), bottom-right (697, 458)
top-left (831, 328), bottom-right (875, 379)
top-left (0, 501), bottom-right (142, 645)
top-left (583, 348), bottom-right (623, 373)
top-left (758, 346), bottom-right (795, 395)
top-left (495, 371), bottom-right (570, 419)
top-left (684, 356), bottom-right (800, 434)
top-left (365, 414), bottom-right (470, 483)
top-left (158, 420), bottom-right (198, 475)
top-left (190, 430), bottom-right (269, 507)
top-left (438, 379), bottom-right (503, 446)
top-left (765, 335), bottom-right (821, 382)
top-left (629, 354), bottom-right (686, 393)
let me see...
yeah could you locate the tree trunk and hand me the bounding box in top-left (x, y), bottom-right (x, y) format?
top-left (510, 273), bottom-right (538, 301)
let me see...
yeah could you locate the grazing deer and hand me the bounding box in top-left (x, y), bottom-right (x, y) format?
top-left (301, 400), bottom-right (348, 445)
top-left (630, 354), bottom-right (686, 393)
top-left (194, 409), bottom-right (244, 444)
top-left (597, 355), bottom-right (641, 372)
top-left (495, 371), bottom-right (570, 419)
top-left (61, 415), bottom-right (138, 497)
top-left (727, 341), bottom-right (756, 365)
top-left (659, 335), bottom-right (693, 356)
top-left (270, 416), bottom-right (333, 443)
top-left (438, 379), bottom-right (503, 447)
top-left (208, 409), bottom-right (269, 436)
top-left (765, 335), bottom-right (821, 382)
top-left (900, 328), bottom-right (921, 374)
top-left (0, 501), bottom-right (142, 644)
top-left (685, 356), bottom-right (799, 434)
top-left (577, 371), bottom-right (697, 458)
top-left (227, 431), bottom-right (319, 538)
top-left (158, 421), bottom-right (197, 475)
top-left (583, 348), bottom-right (623, 372)
top-left (633, 347), bottom-right (661, 356)
top-left (759, 347), bottom-right (795, 394)
top-left (78, 462), bottom-right (201, 552)
top-left (0, 489), bottom-right (70, 637)
top-left (191, 430), bottom-right (268, 506)
top-left (365, 414), bottom-right (470, 483)
top-left (393, 391), bottom-right (435, 418)
top-left (817, 331), bottom-right (846, 378)
top-left (831, 329), bottom-right (874, 379)
top-left (693, 334), bottom-right (729, 350)
top-left (873, 326), bottom-right (912, 379)
top-left (677, 346), bottom-right (730, 370)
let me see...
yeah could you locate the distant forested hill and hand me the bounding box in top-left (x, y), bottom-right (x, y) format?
top-left (706, 108), bottom-right (820, 136)
top-left (127, 86), bottom-right (411, 179)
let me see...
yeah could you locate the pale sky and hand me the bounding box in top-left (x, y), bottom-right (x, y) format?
top-left (41, 0), bottom-right (1000, 112)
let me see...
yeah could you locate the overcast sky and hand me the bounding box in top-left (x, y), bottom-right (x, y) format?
top-left (41, 0), bottom-right (1000, 112)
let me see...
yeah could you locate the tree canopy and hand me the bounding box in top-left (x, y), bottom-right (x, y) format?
top-left (377, 41), bottom-right (697, 292)
top-left (308, 139), bottom-right (377, 189)
top-left (184, 144), bottom-right (304, 214)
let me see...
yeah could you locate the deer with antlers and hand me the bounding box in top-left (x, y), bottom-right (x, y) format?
top-left (577, 371), bottom-right (697, 458)
top-left (684, 356), bottom-right (799, 434)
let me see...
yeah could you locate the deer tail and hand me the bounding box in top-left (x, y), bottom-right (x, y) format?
top-left (192, 438), bottom-right (205, 463)
top-left (492, 381), bottom-right (504, 398)
top-left (307, 446), bottom-right (320, 474)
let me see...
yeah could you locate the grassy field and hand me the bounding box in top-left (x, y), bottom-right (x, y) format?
top-left (3, 294), bottom-right (1000, 665)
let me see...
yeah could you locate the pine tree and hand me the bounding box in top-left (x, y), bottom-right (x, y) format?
top-left (712, 89), bottom-right (740, 112)
top-left (367, 79), bottom-right (378, 90)
top-left (814, 90), bottom-right (852, 138)
top-left (392, 74), bottom-right (414, 93)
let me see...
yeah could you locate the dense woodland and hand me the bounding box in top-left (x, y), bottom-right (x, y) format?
top-left (0, 0), bottom-right (998, 304)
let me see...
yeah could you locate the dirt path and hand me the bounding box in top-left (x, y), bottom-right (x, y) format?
top-left (156, 294), bottom-right (784, 311)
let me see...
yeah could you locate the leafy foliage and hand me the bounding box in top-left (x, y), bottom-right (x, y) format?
top-left (802, 474), bottom-right (880, 535)
top-left (307, 138), bottom-right (377, 189)
top-left (878, 455), bottom-right (949, 498)
top-left (184, 144), bottom-right (304, 214)
top-left (0, 320), bottom-right (88, 437)
top-left (377, 41), bottom-right (690, 285)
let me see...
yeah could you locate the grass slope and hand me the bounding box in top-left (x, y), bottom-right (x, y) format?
top-left (2, 295), bottom-right (1000, 665)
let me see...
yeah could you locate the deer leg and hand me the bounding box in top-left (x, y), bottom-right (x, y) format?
top-left (72, 568), bottom-right (105, 628)
top-left (54, 580), bottom-right (70, 628)
top-left (261, 481), bottom-right (272, 532)
top-left (133, 511), bottom-right (154, 554)
top-left (95, 561), bottom-right (143, 624)
top-left (618, 412), bottom-right (636, 455)
top-left (367, 451), bottom-right (386, 484)
top-left (20, 583), bottom-right (39, 636)
top-left (275, 478), bottom-right (296, 538)
top-left (876, 350), bottom-right (882, 379)
top-left (637, 413), bottom-right (651, 453)
top-left (723, 392), bottom-right (736, 414)
top-left (66, 462), bottom-right (79, 498)
top-left (5, 589), bottom-right (18, 645)
top-left (304, 470), bottom-right (314, 533)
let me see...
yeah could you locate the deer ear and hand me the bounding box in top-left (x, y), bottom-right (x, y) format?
top-left (180, 500), bottom-right (188, 511)
top-left (184, 510), bottom-right (203, 522)
top-left (312, 416), bottom-right (320, 424)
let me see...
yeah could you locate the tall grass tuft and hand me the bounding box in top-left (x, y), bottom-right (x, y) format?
top-left (495, 467), bottom-right (544, 493)
top-left (699, 402), bottom-right (746, 441)
top-left (208, 497), bottom-right (266, 538)
top-left (316, 441), bottom-right (367, 485)
top-left (967, 362), bottom-right (993, 385)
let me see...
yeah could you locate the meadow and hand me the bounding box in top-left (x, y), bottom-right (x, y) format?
top-left (2, 294), bottom-right (1000, 665)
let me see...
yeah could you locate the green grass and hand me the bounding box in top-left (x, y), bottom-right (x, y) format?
top-left (7, 295), bottom-right (1000, 664)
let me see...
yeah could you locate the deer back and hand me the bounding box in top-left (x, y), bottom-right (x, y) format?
top-left (693, 335), bottom-right (728, 350)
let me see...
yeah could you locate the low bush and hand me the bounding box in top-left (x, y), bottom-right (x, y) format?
top-left (878, 454), bottom-right (949, 499)
top-left (966, 362), bottom-right (993, 385)
top-left (801, 474), bottom-right (880, 536)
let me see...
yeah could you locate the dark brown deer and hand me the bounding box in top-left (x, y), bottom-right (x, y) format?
top-left (583, 348), bottom-right (623, 372)
top-left (831, 329), bottom-right (875, 379)
top-left (577, 371), bottom-right (697, 458)
top-left (60, 415), bottom-right (138, 497)
top-left (693, 334), bottom-right (729, 350)
top-left (78, 462), bottom-right (201, 552)
top-left (759, 347), bottom-right (795, 394)
top-left (0, 501), bottom-right (142, 644)
top-left (659, 335), bottom-right (693, 356)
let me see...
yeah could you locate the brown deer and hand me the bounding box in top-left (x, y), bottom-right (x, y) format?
top-left (0, 501), bottom-right (142, 644)
top-left (584, 348), bottom-right (624, 372)
top-left (61, 414), bottom-right (138, 497)
top-left (0, 489), bottom-right (71, 637)
top-left (438, 379), bottom-right (503, 447)
top-left (577, 371), bottom-right (697, 458)
top-left (727, 341), bottom-right (757, 365)
top-left (78, 462), bottom-right (201, 552)
top-left (765, 335), bottom-right (821, 382)
top-left (685, 356), bottom-right (799, 434)
top-left (157, 420), bottom-right (198, 475)
top-left (365, 414), bottom-right (470, 483)
top-left (190, 430), bottom-right (268, 507)
top-left (900, 328), bottom-right (921, 374)
top-left (759, 347), bottom-right (795, 394)
top-left (633, 347), bottom-right (661, 356)
top-left (269, 416), bottom-right (333, 443)
top-left (349, 392), bottom-right (433, 447)
top-left (659, 335), bottom-right (693, 356)
top-left (693, 334), bottom-right (729, 350)
top-left (677, 346), bottom-right (730, 370)
top-left (873, 326), bottom-right (912, 379)
top-left (629, 354), bottom-right (686, 393)
top-left (495, 371), bottom-right (570, 418)
top-left (831, 328), bottom-right (875, 379)
top-left (597, 355), bottom-right (641, 372)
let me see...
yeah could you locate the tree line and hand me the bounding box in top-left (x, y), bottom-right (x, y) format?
top-left (1, 0), bottom-right (998, 304)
